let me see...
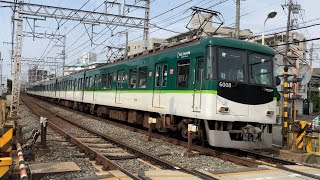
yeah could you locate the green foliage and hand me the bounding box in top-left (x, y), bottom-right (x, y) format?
top-left (311, 92), bottom-right (320, 113)
top-left (7, 79), bottom-right (12, 93)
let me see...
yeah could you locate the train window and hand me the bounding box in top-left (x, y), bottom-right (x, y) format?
top-left (138, 66), bottom-right (147, 88)
top-left (197, 59), bottom-right (204, 82)
top-left (155, 65), bottom-right (161, 87)
top-left (88, 77), bottom-right (93, 88)
top-left (206, 46), bottom-right (215, 79)
top-left (177, 59), bottom-right (190, 88)
top-left (101, 74), bottom-right (108, 89)
top-left (249, 53), bottom-right (273, 86)
top-left (74, 79), bottom-right (77, 90)
top-left (94, 75), bottom-right (100, 89)
top-left (162, 65), bottom-right (168, 87)
top-left (85, 77), bottom-right (89, 89)
top-left (117, 71), bottom-right (124, 88)
top-left (107, 72), bottom-right (113, 89)
top-left (218, 48), bottom-right (246, 83)
top-left (129, 68), bottom-right (137, 88)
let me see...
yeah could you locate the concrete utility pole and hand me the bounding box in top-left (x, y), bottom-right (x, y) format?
top-left (125, 31), bottom-right (129, 57)
top-left (235, 0), bottom-right (240, 39)
top-left (143, 0), bottom-right (150, 50)
top-left (284, 0), bottom-right (292, 65)
top-left (308, 43), bottom-right (314, 105)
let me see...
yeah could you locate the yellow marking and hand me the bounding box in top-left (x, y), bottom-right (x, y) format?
top-left (283, 72), bottom-right (289, 75)
top-left (0, 158), bottom-right (11, 178)
top-left (284, 102), bottom-right (288, 107)
top-left (0, 128), bottom-right (13, 152)
top-left (306, 136), bottom-right (313, 153)
top-left (284, 112), bottom-right (288, 118)
top-left (284, 122), bottom-right (288, 128)
top-left (284, 94), bottom-right (288, 98)
top-left (296, 132), bottom-right (307, 149)
top-left (0, 166), bottom-right (9, 177)
top-left (284, 82), bottom-right (289, 87)
top-left (0, 158), bottom-right (12, 166)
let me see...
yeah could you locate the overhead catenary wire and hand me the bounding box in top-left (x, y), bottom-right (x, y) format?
top-left (38, 0), bottom-right (92, 61)
top-left (65, 0), bottom-right (224, 66)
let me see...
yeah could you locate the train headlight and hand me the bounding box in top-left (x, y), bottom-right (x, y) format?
top-left (219, 107), bottom-right (230, 113)
top-left (266, 110), bottom-right (274, 116)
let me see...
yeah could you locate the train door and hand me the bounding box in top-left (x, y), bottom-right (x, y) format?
top-left (93, 74), bottom-right (99, 101)
top-left (193, 58), bottom-right (204, 112)
top-left (115, 70), bottom-right (125, 104)
top-left (73, 78), bottom-right (76, 100)
top-left (152, 63), bottom-right (167, 108)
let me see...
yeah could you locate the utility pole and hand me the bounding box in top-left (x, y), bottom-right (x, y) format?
top-left (125, 31), bottom-right (129, 57)
top-left (62, 34), bottom-right (66, 76)
top-left (143, 0), bottom-right (150, 50)
top-left (10, 0), bottom-right (17, 74)
top-left (307, 43), bottom-right (314, 110)
top-left (235, 0), bottom-right (240, 39)
top-left (284, 0), bottom-right (292, 65)
top-left (10, 0), bottom-right (23, 117)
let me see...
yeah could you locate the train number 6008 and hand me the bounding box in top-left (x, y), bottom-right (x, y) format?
top-left (219, 82), bottom-right (232, 88)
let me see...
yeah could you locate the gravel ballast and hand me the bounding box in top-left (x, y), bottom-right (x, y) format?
top-left (18, 103), bottom-right (98, 180)
top-left (34, 97), bottom-right (237, 172)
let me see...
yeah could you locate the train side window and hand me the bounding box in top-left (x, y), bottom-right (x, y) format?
top-left (117, 71), bottom-right (124, 88)
top-left (206, 46), bottom-right (215, 79)
top-left (94, 75), bottom-right (100, 89)
top-left (107, 72), bottom-right (113, 89)
top-left (101, 74), bottom-right (108, 89)
top-left (162, 64), bottom-right (168, 87)
top-left (74, 79), bottom-right (77, 90)
top-left (155, 65), bottom-right (161, 87)
top-left (197, 59), bottom-right (204, 82)
top-left (177, 59), bottom-right (190, 88)
top-left (129, 68), bottom-right (137, 88)
top-left (138, 66), bottom-right (147, 88)
top-left (88, 77), bottom-right (93, 89)
top-left (85, 77), bottom-right (89, 89)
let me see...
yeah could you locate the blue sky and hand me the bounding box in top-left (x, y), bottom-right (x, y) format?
top-left (0, 0), bottom-right (319, 80)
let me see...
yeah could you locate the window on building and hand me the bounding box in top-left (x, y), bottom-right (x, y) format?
top-left (138, 66), bottom-right (147, 88)
top-left (153, 43), bottom-right (161, 47)
top-left (129, 68), bottom-right (137, 88)
top-left (162, 65), bottom-right (168, 87)
top-left (177, 59), bottom-right (190, 87)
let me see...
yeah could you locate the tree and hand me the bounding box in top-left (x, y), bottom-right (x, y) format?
top-left (7, 79), bottom-right (12, 94)
top-left (311, 92), bottom-right (320, 113)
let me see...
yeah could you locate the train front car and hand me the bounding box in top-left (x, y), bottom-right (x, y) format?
top-left (204, 38), bottom-right (276, 149)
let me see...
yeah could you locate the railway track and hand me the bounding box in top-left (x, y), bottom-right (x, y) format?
top-left (21, 95), bottom-right (216, 180)
top-left (22, 95), bottom-right (320, 179)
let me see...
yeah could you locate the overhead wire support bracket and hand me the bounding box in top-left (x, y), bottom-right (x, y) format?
top-left (0, 0), bottom-right (147, 28)
top-left (186, 6), bottom-right (224, 38)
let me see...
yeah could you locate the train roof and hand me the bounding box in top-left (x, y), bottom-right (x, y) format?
top-left (54, 36), bottom-right (276, 80)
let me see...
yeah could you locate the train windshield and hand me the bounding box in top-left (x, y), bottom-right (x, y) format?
top-left (248, 53), bottom-right (273, 86)
top-left (218, 48), bottom-right (246, 83)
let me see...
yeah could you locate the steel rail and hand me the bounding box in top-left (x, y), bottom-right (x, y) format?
top-left (22, 95), bottom-right (218, 180)
top-left (26, 94), bottom-right (320, 179)
top-left (21, 96), bottom-right (142, 180)
top-left (32, 96), bottom-right (260, 168)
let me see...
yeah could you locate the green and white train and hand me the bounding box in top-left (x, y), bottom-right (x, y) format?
top-left (27, 37), bottom-right (277, 149)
